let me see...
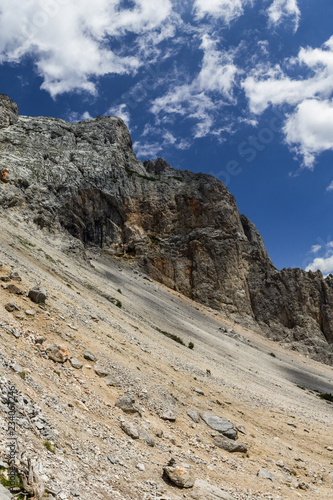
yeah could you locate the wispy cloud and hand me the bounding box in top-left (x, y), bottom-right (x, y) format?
top-left (267, 0), bottom-right (300, 32)
top-left (151, 36), bottom-right (238, 138)
top-left (242, 36), bottom-right (333, 167)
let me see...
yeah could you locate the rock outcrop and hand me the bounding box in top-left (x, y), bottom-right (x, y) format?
top-left (1, 94), bottom-right (333, 365)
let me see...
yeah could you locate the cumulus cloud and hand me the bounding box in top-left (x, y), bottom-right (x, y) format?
top-left (267, 0), bottom-right (300, 31)
top-left (242, 36), bottom-right (333, 165)
top-left (284, 99), bottom-right (333, 168)
top-left (306, 256), bottom-right (333, 275)
top-left (151, 36), bottom-right (238, 138)
top-left (306, 240), bottom-right (333, 274)
top-left (0, 0), bottom-right (173, 96)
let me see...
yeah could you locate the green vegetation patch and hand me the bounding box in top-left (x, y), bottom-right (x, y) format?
top-left (155, 327), bottom-right (185, 346)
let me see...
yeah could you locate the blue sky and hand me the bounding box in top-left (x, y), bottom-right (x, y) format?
top-left (1, 0), bottom-right (333, 273)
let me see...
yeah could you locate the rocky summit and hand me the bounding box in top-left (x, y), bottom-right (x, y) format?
top-left (0, 93), bottom-right (333, 499)
top-left (1, 94), bottom-right (332, 365)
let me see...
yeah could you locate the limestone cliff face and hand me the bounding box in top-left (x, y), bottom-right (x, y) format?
top-left (1, 95), bottom-right (333, 365)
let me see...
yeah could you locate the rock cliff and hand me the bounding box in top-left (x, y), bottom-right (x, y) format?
top-left (1, 94), bottom-right (333, 365)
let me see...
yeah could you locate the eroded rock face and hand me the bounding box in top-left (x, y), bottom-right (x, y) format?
top-left (0, 94), bottom-right (18, 129)
top-left (1, 95), bottom-right (333, 365)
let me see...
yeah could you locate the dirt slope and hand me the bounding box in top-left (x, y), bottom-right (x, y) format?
top-left (0, 210), bottom-right (333, 500)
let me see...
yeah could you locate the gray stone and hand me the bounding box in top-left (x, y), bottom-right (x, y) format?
top-left (46, 344), bottom-right (68, 363)
top-left (257, 469), bottom-right (275, 482)
top-left (120, 420), bottom-right (140, 439)
top-left (115, 395), bottom-right (141, 415)
top-left (70, 358), bottom-right (83, 369)
top-left (213, 435), bottom-right (247, 453)
top-left (200, 412), bottom-right (236, 439)
top-left (93, 364), bottom-right (109, 377)
top-left (163, 464), bottom-right (195, 489)
top-left (69, 488), bottom-right (80, 497)
top-left (191, 480), bottom-right (233, 499)
top-left (83, 351), bottom-right (95, 361)
top-left (5, 303), bottom-right (20, 312)
top-left (194, 387), bottom-right (204, 395)
top-left (28, 286), bottom-right (47, 304)
top-left (139, 429), bottom-right (155, 447)
top-left (187, 410), bottom-right (200, 423)
top-left (104, 374), bottom-right (121, 387)
top-left (161, 409), bottom-right (176, 421)
top-left (25, 309), bottom-right (36, 316)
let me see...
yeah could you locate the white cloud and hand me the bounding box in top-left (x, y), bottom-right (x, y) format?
top-left (310, 244), bottom-right (322, 254)
top-left (284, 99), bottom-right (333, 168)
top-left (108, 104), bottom-right (131, 127)
top-left (242, 37), bottom-right (333, 114)
top-left (67, 110), bottom-right (93, 122)
top-left (151, 36), bottom-right (238, 138)
top-left (242, 36), bottom-right (333, 166)
top-left (267, 0), bottom-right (300, 32)
top-left (193, 0), bottom-right (247, 23)
top-left (0, 0), bottom-right (173, 97)
top-left (306, 255), bottom-right (333, 275)
top-left (134, 128), bottom-right (192, 159)
top-left (133, 141), bottom-right (163, 159)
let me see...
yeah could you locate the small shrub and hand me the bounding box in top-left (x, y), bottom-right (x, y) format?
top-left (117, 289), bottom-right (122, 294)
top-left (43, 440), bottom-right (56, 454)
top-left (20, 371), bottom-right (26, 380)
top-left (318, 393), bottom-right (333, 402)
top-left (188, 342), bottom-right (194, 350)
top-left (116, 300), bottom-right (122, 308)
top-left (155, 327), bottom-right (185, 346)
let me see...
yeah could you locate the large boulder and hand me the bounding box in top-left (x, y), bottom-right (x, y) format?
top-left (28, 286), bottom-right (47, 304)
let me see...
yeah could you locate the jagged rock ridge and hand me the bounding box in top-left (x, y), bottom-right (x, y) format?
top-left (1, 94), bottom-right (333, 365)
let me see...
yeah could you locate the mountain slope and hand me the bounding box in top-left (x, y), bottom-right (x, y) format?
top-left (0, 210), bottom-right (333, 499)
top-left (0, 94), bottom-right (333, 366)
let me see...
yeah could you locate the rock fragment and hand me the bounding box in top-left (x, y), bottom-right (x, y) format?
top-left (213, 435), bottom-right (247, 453)
top-left (120, 420), bottom-right (140, 439)
top-left (46, 344), bottom-right (68, 363)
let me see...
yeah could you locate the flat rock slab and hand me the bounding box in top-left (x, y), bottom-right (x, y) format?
top-left (163, 465), bottom-right (195, 489)
top-left (187, 409), bottom-right (200, 423)
top-left (213, 435), bottom-right (247, 453)
top-left (161, 409), bottom-right (176, 421)
top-left (191, 480), bottom-right (233, 499)
top-left (257, 469), bottom-right (275, 482)
top-left (120, 420), bottom-right (139, 440)
top-left (201, 412), bottom-right (235, 436)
